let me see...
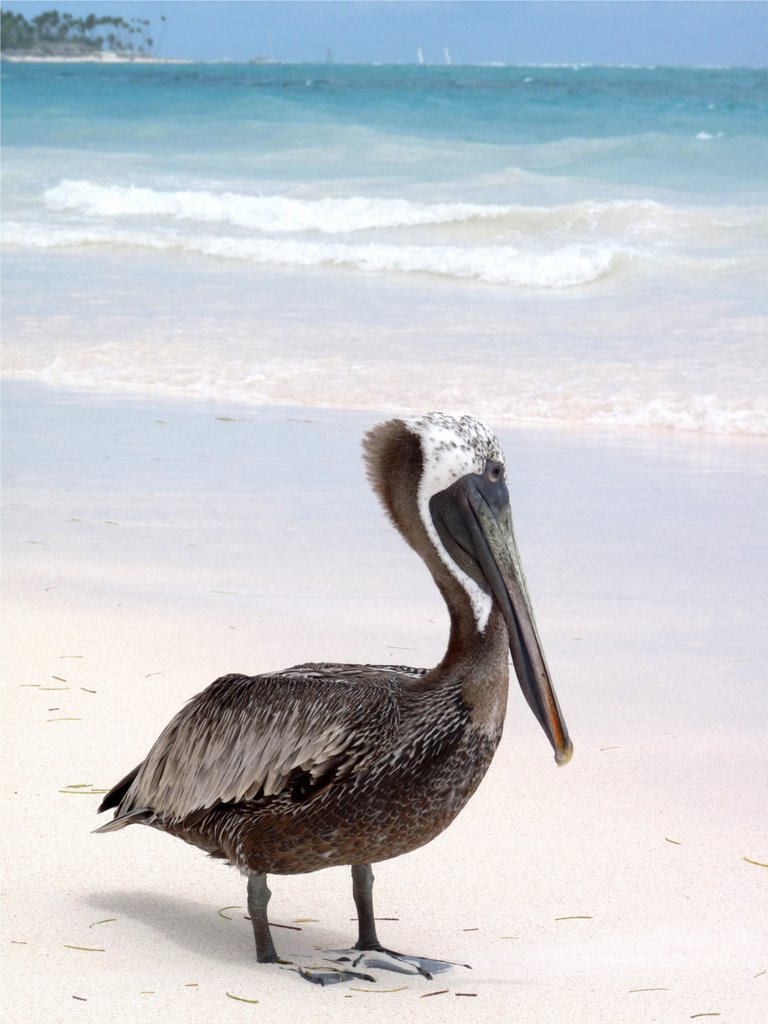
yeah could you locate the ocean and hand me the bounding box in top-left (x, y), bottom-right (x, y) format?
top-left (2, 61), bottom-right (767, 434)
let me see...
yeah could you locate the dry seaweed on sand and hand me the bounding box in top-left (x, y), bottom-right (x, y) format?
top-left (742, 856), bottom-right (768, 868)
top-left (226, 992), bottom-right (259, 1004)
top-left (349, 986), bottom-right (408, 993)
top-left (60, 784), bottom-right (107, 794)
top-left (217, 905), bottom-right (242, 920)
top-left (555, 915), bottom-right (593, 920)
top-left (349, 916), bottom-right (399, 921)
top-left (240, 912), bottom-right (301, 930)
top-left (63, 945), bottom-right (105, 952)
top-left (420, 989), bottom-right (449, 998)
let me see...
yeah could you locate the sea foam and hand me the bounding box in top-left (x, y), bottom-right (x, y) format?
top-left (7, 345), bottom-right (765, 436)
top-left (42, 180), bottom-right (764, 241)
top-left (3, 220), bottom-right (624, 288)
top-left (43, 180), bottom-right (511, 233)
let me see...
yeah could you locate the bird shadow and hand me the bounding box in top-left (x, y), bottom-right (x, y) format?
top-left (84, 888), bottom-right (346, 968)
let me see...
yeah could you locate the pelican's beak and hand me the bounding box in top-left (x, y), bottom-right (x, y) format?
top-left (431, 471), bottom-right (573, 766)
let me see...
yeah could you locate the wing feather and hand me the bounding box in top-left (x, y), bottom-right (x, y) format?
top-left (115, 669), bottom-right (400, 823)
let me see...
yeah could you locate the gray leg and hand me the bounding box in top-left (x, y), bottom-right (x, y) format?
top-left (347, 862), bottom-right (467, 980)
top-left (247, 873), bottom-right (278, 963)
top-left (351, 863), bottom-right (381, 950)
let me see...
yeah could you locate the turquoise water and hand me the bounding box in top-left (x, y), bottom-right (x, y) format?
top-left (2, 62), bottom-right (767, 433)
top-left (4, 63), bottom-right (767, 189)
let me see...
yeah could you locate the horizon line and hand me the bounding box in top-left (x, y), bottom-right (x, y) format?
top-left (3, 55), bottom-right (766, 70)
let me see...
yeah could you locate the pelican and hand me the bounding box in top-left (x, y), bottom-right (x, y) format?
top-left (96, 412), bottom-right (572, 981)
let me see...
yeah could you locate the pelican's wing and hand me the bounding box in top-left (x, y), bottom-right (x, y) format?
top-left (111, 670), bottom-right (400, 824)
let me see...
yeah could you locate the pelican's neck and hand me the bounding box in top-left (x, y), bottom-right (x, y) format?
top-left (427, 572), bottom-right (510, 733)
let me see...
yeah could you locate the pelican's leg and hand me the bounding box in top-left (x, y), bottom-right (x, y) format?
top-left (346, 863), bottom-right (466, 980)
top-left (352, 863), bottom-right (380, 949)
top-left (297, 863), bottom-right (464, 985)
top-left (247, 873), bottom-right (278, 963)
top-left (288, 865), bottom-right (378, 985)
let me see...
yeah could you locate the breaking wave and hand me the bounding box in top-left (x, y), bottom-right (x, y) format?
top-left (2, 221), bottom-right (626, 288)
top-left (41, 179), bottom-right (768, 241)
top-left (43, 180), bottom-right (512, 233)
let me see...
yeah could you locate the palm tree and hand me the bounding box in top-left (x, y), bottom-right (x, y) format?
top-left (1, 7), bottom-right (159, 55)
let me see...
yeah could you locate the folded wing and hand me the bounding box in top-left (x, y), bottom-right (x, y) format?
top-left (101, 669), bottom-right (403, 826)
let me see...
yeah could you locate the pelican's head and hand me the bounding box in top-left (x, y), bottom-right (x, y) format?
top-left (364, 411), bottom-right (572, 766)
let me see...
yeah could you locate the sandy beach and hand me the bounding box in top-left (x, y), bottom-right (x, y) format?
top-left (0, 52), bottom-right (189, 64)
top-left (1, 380), bottom-right (765, 1022)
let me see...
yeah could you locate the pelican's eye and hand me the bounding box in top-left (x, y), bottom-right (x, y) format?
top-left (486, 460), bottom-right (504, 483)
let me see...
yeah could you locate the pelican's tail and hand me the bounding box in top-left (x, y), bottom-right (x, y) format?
top-left (93, 807), bottom-right (152, 834)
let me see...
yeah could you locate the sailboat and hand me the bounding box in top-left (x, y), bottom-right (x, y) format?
top-left (417, 46), bottom-right (425, 65)
top-left (444, 47), bottom-right (452, 65)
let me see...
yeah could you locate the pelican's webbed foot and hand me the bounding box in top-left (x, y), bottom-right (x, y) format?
top-left (292, 957), bottom-right (377, 986)
top-left (296, 947), bottom-right (466, 985)
top-left (349, 945), bottom-right (468, 979)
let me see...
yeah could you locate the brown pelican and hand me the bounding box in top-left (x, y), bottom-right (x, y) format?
top-left (96, 412), bottom-right (572, 982)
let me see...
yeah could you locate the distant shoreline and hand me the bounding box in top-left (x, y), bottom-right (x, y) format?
top-left (1, 51), bottom-right (189, 64)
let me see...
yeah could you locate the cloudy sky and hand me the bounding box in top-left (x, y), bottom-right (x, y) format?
top-left (5, 1), bottom-right (767, 66)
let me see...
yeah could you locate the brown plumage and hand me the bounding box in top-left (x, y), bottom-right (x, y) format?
top-left (96, 412), bottom-right (571, 975)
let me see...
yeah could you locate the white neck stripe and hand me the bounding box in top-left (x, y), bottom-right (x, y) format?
top-left (406, 413), bottom-right (504, 633)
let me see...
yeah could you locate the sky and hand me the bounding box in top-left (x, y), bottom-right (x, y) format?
top-left (4, 0), bottom-right (767, 66)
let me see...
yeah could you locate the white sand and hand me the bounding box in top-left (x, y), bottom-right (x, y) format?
top-left (2, 381), bottom-right (766, 1022)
